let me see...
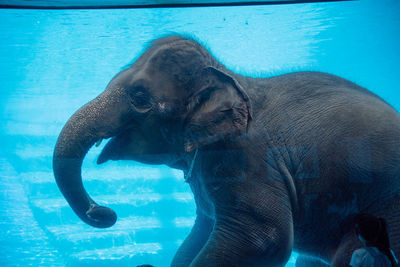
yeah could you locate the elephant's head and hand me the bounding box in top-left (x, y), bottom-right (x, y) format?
top-left (53, 35), bottom-right (252, 228)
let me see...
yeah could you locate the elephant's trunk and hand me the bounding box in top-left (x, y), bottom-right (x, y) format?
top-left (53, 88), bottom-right (128, 228)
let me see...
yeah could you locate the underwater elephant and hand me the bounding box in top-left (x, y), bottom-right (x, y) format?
top-left (53, 36), bottom-right (400, 267)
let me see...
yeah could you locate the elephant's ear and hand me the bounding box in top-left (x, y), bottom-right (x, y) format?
top-left (184, 66), bottom-right (252, 152)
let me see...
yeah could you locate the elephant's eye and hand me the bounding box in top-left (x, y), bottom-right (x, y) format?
top-left (130, 87), bottom-right (152, 111)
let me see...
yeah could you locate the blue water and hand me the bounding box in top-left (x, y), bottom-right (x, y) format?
top-left (0, 1), bottom-right (399, 266)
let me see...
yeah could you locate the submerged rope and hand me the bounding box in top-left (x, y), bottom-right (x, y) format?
top-left (185, 149), bottom-right (198, 182)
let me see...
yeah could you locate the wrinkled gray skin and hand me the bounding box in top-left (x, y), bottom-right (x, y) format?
top-left (53, 36), bottom-right (400, 267)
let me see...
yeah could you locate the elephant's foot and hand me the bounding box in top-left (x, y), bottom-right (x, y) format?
top-left (295, 255), bottom-right (330, 267)
top-left (331, 231), bottom-right (361, 267)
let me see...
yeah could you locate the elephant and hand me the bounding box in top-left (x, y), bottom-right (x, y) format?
top-left (53, 35), bottom-right (400, 267)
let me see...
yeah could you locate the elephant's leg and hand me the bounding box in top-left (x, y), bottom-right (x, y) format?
top-left (190, 205), bottom-right (293, 267)
top-left (295, 255), bottom-right (330, 267)
top-left (331, 197), bottom-right (400, 267)
top-left (331, 232), bottom-right (361, 267)
top-left (171, 213), bottom-right (214, 267)
top-left (368, 195), bottom-right (400, 262)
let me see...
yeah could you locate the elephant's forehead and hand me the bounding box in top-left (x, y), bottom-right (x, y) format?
top-left (127, 63), bottom-right (187, 101)
top-left (148, 41), bottom-right (197, 61)
top-left (147, 42), bottom-right (206, 74)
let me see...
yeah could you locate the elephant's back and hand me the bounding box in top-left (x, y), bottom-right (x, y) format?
top-left (250, 72), bottom-right (400, 256)
top-left (260, 71), bottom-right (400, 162)
top-left (255, 71), bottom-right (400, 210)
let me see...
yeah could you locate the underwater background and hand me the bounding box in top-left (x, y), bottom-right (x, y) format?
top-left (0, 0), bottom-right (399, 266)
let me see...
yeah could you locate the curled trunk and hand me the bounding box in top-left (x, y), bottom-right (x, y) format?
top-left (53, 89), bottom-right (126, 228)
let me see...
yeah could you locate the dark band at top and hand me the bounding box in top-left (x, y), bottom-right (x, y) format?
top-left (0, 0), bottom-right (354, 10)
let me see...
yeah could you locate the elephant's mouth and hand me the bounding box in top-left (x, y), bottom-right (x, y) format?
top-left (96, 120), bottom-right (142, 164)
top-left (96, 127), bottom-right (181, 166)
top-left (97, 138), bottom-right (117, 164)
top-left (97, 130), bottom-right (132, 164)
